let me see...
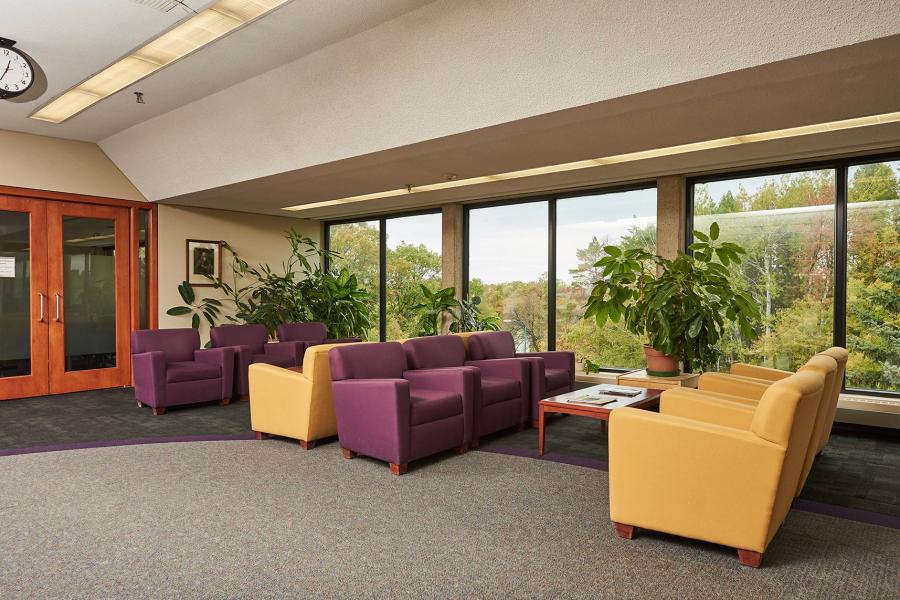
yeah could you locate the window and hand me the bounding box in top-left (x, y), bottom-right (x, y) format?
top-left (327, 220), bottom-right (381, 340)
top-left (326, 211), bottom-right (442, 341)
top-left (467, 201), bottom-right (549, 351)
top-left (385, 213), bottom-right (443, 339)
top-left (555, 188), bottom-right (657, 370)
top-left (846, 160), bottom-right (900, 393)
top-left (692, 169), bottom-right (836, 372)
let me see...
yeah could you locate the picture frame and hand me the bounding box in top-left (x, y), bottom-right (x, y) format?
top-left (185, 239), bottom-right (222, 287)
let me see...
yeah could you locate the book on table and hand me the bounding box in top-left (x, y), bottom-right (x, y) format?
top-left (594, 384), bottom-right (642, 397)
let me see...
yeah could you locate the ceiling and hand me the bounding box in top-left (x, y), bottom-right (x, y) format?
top-left (0, 0), bottom-right (432, 141)
top-left (160, 34), bottom-right (900, 220)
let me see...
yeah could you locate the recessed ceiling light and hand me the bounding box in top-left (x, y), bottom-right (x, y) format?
top-left (30, 0), bottom-right (291, 124)
top-left (282, 110), bottom-right (900, 212)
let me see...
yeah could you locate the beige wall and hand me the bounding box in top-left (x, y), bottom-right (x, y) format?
top-left (0, 129), bottom-right (144, 200)
top-left (157, 204), bottom-right (319, 343)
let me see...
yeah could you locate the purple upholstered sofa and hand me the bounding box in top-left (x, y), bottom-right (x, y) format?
top-left (468, 331), bottom-right (575, 426)
top-left (276, 321), bottom-right (361, 362)
top-left (131, 328), bottom-right (234, 416)
top-left (403, 335), bottom-right (529, 446)
top-left (329, 341), bottom-right (476, 475)
top-left (209, 324), bottom-right (301, 400)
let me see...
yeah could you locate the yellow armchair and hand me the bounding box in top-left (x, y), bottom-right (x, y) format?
top-left (248, 342), bottom-right (365, 449)
top-left (609, 370), bottom-right (824, 568)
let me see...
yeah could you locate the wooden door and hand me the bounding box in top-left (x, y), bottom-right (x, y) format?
top-left (0, 196), bottom-right (49, 400)
top-left (47, 202), bottom-right (131, 394)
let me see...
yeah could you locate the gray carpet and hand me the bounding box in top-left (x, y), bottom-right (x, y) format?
top-left (1, 441), bottom-right (897, 599)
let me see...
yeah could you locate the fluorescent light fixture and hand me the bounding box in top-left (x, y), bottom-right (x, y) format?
top-left (30, 0), bottom-right (290, 124)
top-left (282, 110), bottom-right (900, 212)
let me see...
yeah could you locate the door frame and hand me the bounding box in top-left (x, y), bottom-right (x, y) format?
top-left (0, 185), bottom-right (157, 400)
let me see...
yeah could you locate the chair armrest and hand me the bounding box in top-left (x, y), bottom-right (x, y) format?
top-left (404, 367), bottom-right (479, 443)
top-left (465, 358), bottom-right (530, 383)
top-left (609, 408), bottom-right (785, 552)
top-left (517, 351), bottom-right (575, 374)
top-left (132, 351), bottom-right (166, 406)
top-left (195, 346), bottom-right (235, 398)
top-left (264, 341), bottom-right (303, 364)
top-left (698, 372), bottom-right (770, 400)
top-left (324, 337), bottom-right (361, 344)
top-left (248, 364), bottom-right (317, 438)
top-left (660, 387), bottom-right (755, 430)
top-left (331, 379), bottom-right (411, 464)
top-left (729, 363), bottom-right (791, 381)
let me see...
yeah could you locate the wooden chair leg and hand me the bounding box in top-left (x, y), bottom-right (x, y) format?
top-left (455, 444), bottom-right (468, 454)
top-left (737, 549), bottom-right (762, 568)
top-left (299, 439), bottom-right (316, 450)
top-left (341, 447), bottom-right (356, 459)
top-left (614, 523), bottom-right (635, 540)
top-left (389, 463), bottom-right (408, 476)
top-left (470, 438), bottom-right (480, 450)
top-left (254, 431), bottom-right (265, 440)
top-left (514, 422), bottom-right (525, 432)
top-left (531, 419), bottom-right (539, 428)
top-left (152, 407), bottom-right (166, 416)
top-left (220, 398), bottom-right (230, 406)
top-left (238, 394), bottom-right (250, 402)
top-left (136, 400), bottom-right (143, 408)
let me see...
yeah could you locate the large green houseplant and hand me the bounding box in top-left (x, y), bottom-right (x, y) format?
top-left (583, 223), bottom-right (761, 374)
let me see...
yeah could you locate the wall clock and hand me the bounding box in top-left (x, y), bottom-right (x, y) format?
top-left (0, 38), bottom-right (34, 100)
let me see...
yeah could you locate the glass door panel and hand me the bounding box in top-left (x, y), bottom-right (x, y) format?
top-left (48, 202), bottom-right (130, 393)
top-left (0, 197), bottom-right (48, 400)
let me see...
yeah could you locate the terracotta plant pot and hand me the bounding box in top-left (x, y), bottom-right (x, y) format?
top-left (643, 345), bottom-right (680, 377)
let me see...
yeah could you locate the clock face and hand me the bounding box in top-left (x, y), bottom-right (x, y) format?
top-left (0, 46), bottom-right (34, 98)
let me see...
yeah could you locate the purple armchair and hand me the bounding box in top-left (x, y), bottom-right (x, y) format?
top-left (131, 328), bottom-right (234, 416)
top-left (404, 335), bottom-right (528, 447)
top-left (469, 331), bottom-right (575, 427)
top-left (275, 321), bottom-right (361, 362)
top-left (329, 341), bottom-right (476, 475)
top-left (209, 324), bottom-right (301, 400)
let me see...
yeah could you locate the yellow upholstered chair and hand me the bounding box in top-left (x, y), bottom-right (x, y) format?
top-left (696, 347), bottom-right (848, 455)
top-left (666, 354), bottom-right (838, 496)
top-left (452, 331), bottom-right (487, 358)
top-left (608, 369), bottom-right (825, 568)
top-left (248, 342), bottom-right (366, 449)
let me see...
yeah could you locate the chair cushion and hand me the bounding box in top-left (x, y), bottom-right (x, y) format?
top-left (166, 361), bottom-right (221, 384)
top-left (545, 368), bottom-right (570, 390)
top-left (252, 354), bottom-right (295, 368)
top-left (410, 389), bottom-right (462, 425)
top-left (481, 377), bottom-right (520, 406)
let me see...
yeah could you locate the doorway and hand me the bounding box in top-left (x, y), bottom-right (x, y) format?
top-left (0, 192), bottom-right (155, 400)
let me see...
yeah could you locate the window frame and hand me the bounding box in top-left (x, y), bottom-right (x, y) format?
top-left (462, 181), bottom-right (657, 371)
top-left (685, 150), bottom-right (900, 399)
top-left (324, 208), bottom-right (443, 342)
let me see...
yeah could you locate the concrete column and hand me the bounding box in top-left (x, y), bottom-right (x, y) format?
top-left (442, 204), bottom-right (464, 296)
top-left (656, 175), bottom-right (687, 260)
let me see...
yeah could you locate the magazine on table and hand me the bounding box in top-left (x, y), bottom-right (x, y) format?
top-left (593, 384), bottom-right (643, 397)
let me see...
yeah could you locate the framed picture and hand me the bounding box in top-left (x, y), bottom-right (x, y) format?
top-left (186, 239), bottom-right (221, 287)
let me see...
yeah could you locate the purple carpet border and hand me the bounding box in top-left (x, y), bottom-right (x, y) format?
top-left (0, 433), bottom-right (257, 457)
top-left (478, 445), bottom-right (900, 530)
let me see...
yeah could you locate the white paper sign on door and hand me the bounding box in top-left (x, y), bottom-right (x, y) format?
top-left (0, 256), bottom-right (15, 278)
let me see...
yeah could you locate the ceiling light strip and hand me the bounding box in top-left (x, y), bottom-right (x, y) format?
top-left (282, 110), bottom-right (900, 212)
top-left (30, 0), bottom-right (290, 124)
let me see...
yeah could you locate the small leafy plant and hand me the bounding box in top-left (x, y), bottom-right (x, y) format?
top-left (451, 295), bottom-right (501, 333)
top-left (583, 222), bottom-right (761, 371)
top-left (412, 285), bottom-right (460, 336)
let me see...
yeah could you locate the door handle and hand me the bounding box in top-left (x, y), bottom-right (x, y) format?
top-left (38, 292), bottom-right (45, 322)
top-left (55, 293), bottom-right (61, 322)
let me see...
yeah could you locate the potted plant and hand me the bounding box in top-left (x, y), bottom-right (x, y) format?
top-left (583, 223), bottom-right (761, 375)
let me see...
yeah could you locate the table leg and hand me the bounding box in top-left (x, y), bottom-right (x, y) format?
top-left (538, 405), bottom-right (545, 455)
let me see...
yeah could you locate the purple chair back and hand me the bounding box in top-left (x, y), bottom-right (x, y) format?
top-left (276, 322), bottom-right (328, 343)
top-left (469, 331), bottom-right (517, 360)
top-left (329, 342), bottom-right (407, 381)
top-left (403, 335), bottom-right (466, 370)
top-left (131, 328), bottom-right (199, 363)
top-left (210, 324), bottom-right (268, 353)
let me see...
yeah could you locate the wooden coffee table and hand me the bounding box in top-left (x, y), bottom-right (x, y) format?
top-left (538, 385), bottom-right (663, 455)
